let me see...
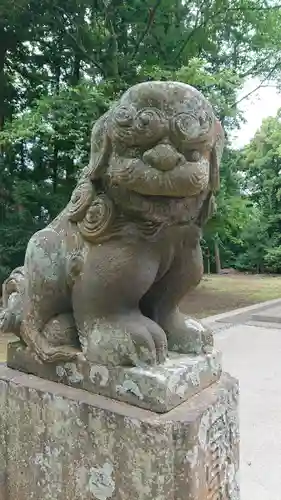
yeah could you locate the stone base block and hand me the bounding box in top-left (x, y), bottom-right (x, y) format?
top-left (7, 341), bottom-right (222, 413)
top-left (0, 366), bottom-right (239, 500)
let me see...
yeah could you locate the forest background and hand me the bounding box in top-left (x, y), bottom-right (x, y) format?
top-left (2, 0), bottom-right (281, 284)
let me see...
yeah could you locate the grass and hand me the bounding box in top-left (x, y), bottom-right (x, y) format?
top-left (180, 274), bottom-right (281, 318)
top-left (0, 334), bottom-right (16, 363)
top-left (1, 274), bottom-right (281, 362)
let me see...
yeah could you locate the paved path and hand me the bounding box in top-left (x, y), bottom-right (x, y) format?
top-left (213, 321), bottom-right (281, 500)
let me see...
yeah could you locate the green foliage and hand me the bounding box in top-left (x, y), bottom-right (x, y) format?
top-left (233, 208), bottom-right (269, 272)
top-left (202, 148), bottom-right (251, 271)
top-left (236, 111), bottom-right (281, 272)
top-left (140, 60), bottom-right (242, 128)
top-left (0, 83), bottom-right (111, 283)
top-left (0, 83), bottom-right (110, 166)
top-left (1, 0), bottom-right (281, 281)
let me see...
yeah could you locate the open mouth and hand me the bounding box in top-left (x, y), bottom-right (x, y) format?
top-left (132, 191), bottom-right (187, 201)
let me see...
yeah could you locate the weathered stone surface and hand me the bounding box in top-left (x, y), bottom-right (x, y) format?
top-left (0, 81), bottom-right (224, 369)
top-left (0, 377), bottom-right (7, 499)
top-left (7, 341), bottom-right (222, 413)
top-left (0, 366), bottom-right (239, 500)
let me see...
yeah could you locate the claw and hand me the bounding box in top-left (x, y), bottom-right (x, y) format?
top-left (162, 311), bottom-right (214, 355)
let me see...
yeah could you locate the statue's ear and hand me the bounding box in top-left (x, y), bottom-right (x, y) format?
top-left (197, 119), bottom-right (224, 229)
top-left (197, 192), bottom-right (217, 228)
top-left (209, 119), bottom-right (224, 192)
top-left (88, 112), bottom-right (112, 181)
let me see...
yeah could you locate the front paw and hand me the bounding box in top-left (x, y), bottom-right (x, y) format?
top-left (80, 312), bottom-right (168, 367)
top-left (161, 311), bottom-right (214, 355)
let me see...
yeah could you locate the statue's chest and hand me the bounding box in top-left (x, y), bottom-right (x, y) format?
top-left (153, 224), bottom-right (200, 282)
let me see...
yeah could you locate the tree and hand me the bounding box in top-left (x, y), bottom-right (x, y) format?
top-left (239, 112), bottom-right (281, 272)
top-left (2, 0), bottom-right (281, 282)
top-left (202, 148), bottom-right (251, 272)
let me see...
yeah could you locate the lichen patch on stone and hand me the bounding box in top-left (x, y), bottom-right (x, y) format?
top-left (89, 365), bottom-right (109, 386)
top-left (116, 380), bottom-right (144, 400)
top-left (78, 462), bottom-right (115, 500)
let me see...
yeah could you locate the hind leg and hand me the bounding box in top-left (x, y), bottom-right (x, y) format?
top-left (21, 229), bottom-right (80, 362)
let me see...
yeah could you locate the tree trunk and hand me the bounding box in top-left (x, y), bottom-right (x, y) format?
top-left (0, 37), bottom-right (8, 133)
top-left (71, 53), bottom-right (81, 85)
top-left (52, 145), bottom-right (58, 193)
top-left (214, 239), bottom-right (221, 274)
top-left (104, 4), bottom-right (120, 81)
top-left (207, 256), bottom-right (211, 275)
top-left (205, 248), bottom-right (211, 274)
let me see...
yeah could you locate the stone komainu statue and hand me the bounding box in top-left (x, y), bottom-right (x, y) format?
top-left (0, 81), bottom-right (224, 367)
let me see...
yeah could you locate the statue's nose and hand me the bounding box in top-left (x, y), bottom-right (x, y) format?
top-left (143, 144), bottom-right (183, 171)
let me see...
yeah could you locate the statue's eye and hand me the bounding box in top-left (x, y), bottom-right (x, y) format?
top-left (134, 108), bottom-right (164, 132)
top-left (171, 112), bottom-right (199, 140)
top-left (171, 110), bottom-right (214, 141)
top-left (112, 106), bottom-right (166, 146)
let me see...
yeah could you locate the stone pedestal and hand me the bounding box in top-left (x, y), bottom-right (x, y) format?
top-left (0, 364), bottom-right (239, 500)
top-left (7, 341), bottom-right (222, 413)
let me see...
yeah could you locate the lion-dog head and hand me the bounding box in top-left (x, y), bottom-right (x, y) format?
top-left (67, 81), bottom-right (224, 241)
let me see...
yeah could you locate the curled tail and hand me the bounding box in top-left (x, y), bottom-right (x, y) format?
top-left (0, 266), bottom-right (25, 336)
